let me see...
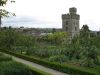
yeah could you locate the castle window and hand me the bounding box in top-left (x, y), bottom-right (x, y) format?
top-left (66, 27), bottom-right (68, 31)
top-left (66, 21), bottom-right (69, 25)
top-left (75, 27), bottom-right (77, 31)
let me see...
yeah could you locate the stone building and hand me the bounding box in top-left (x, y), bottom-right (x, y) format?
top-left (62, 7), bottom-right (80, 38)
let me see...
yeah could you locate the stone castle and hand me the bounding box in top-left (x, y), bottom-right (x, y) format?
top-left (62, 7), bottom-right (80, 38)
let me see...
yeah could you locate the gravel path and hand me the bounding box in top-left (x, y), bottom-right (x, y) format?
top-left (3, 53), bottom-right (69, 75)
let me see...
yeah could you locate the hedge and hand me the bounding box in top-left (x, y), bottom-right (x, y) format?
top-left (0, 49), bottom-right (99, 75)
top-left (0, 55), bottom-right (12, 62)
top-left (0, 61), bottom-right (51, 75)
top-left (29, 66), bottom-right (51, 75)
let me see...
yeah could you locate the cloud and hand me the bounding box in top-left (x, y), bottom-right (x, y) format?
top-left (2, 16), bottom-right (61, 28)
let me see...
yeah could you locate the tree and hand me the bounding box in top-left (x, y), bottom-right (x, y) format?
top-left (0, 27), bottom-right (17, 50)
top-left (79, 25), bottom-right (90, 47)
top-left (0, 0), bottom-right (7, 6)
top-left (78, 25), bottom-right (99, 67)
top-left (24, 36), bottom-right (36, 55)
top-left (0, 0), bottom-right (15, 27)
top-left (80, 25), bottom-right (90, 38)
top-left (46, 32), bottom-right (67, 45)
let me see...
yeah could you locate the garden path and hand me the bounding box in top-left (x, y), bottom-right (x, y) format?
top-left (3, 53), bottom-right (69, 75)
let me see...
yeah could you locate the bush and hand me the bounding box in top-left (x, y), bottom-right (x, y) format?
top-left (0, 52), bottom-right (3, 56)
top-left (49, 55), bottom-right (68, 63)
top-left (0, 61), bottom-right (33, 75)
top-left (0, 53), bottom-right (12, 62)
top-left (0, 56), bottom-right (12, 62)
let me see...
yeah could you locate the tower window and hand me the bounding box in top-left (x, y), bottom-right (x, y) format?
top-left (66, 27), bottom-right (68, 31)
top-left (75, 27), bottom-right (77, 31)
top-left (66, 21), bottom-right (69, 25)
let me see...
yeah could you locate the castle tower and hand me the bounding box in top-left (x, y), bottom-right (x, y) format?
top-left (62, 7), bottom-right (80, 38)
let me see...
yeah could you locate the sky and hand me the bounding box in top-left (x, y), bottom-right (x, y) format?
top-left (1, 0), bottom-right (100, 31)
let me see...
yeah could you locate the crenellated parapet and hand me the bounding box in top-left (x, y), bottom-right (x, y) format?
top-left (62, 7), bottom-right (80, 20)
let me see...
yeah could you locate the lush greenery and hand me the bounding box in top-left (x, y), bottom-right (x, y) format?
top-left (0, 25), bottom-right (100, 75)
top-left (0, 52), bottom-right (51, 75)
top-left (0, 52), bottom-right (12, 61)
top-left (0, 50), bottom-right (98, 75)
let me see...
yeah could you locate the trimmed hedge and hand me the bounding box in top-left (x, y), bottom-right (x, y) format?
top-left (0, 56), bottom-right (12, 62)
top-left (0, 52), bottom-right (50, 75)
top-left (0, 61), bottom-right (51, 75)
top-left (29, 66), bottom-right (51, 75)
top-left (0, 50), bottom-right (99, 75)
top-left (0, 52), bottom-right (12, 62)
top-left (0, 61), bottom-right (33, 75)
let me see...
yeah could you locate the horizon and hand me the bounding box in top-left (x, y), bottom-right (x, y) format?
top-left (1, 0), bottom-right (100, 31)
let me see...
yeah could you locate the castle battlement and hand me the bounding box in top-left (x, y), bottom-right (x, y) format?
top-left (62, 14), bottom-right (80, 20)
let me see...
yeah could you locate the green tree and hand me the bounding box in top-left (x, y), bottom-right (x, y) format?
top-left (0, 0), bottom-right (15, 27)
top-left (78, 25), bottom-right (99, 67)
top-left (80, 25), bottom-right (90, 38)
top-left (80, 25), bottom-right (90, 46)
top-left (46, 32), bottom-right (67, 45)
top-left (0, 27), bottom-right (17, 50)
top-left (0, 0), bottom-right (7, 6)
top-left (24, 36), bottom-right (36, 55)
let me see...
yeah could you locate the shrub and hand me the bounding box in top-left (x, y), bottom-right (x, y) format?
top-left (0, 56), bottom-right (12, 62)
top-left (0, 61), bottom-right (33, 75)
top-left (0, 52), bottom-right (3, 56)
top-left (0, 53), bottom-right (12, 62)
top-left (49, 55), bottom-right (68, 63)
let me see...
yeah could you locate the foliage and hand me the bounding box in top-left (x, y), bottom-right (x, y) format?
top-left (0, 52), bottom-right (50, 75)
top-left (31, 46), bottom-right (66, 57)
top-left (30, 67), bottom-right (51, 75)
top-left (0, 61), bottom-right (51, 75)
top-left (0, 9), bottom-right (15, 17)
top-left (69, 25), bottom-right (100, 67)
top-left (0, 61), bottom-right (33, 75)
top-left (82, 46), bottom-right (99, 67)
top-left (0, 24), bottom-right (100, 74)
top-left (0, 28), bottom-right (18, 50)
top-left (0, 0), bottom-right (8, 6)
top-left (0, 0), bottom-right (15, 26)
top-left (0, 28), bottom-right (36, 54)
top-left (0, 52), bottom-right (12, 62)
top-left (0, 55), bottom-right (12, 62)
top-left (49, 55), bottom-right (68, 63)
top-left (38, 31), bottom-right (68, 45)
top-left (1, 50), bottom-right (99, 75)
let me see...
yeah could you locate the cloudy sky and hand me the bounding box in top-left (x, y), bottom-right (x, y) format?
top-left (2, 0), bottom-right (100, 31)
